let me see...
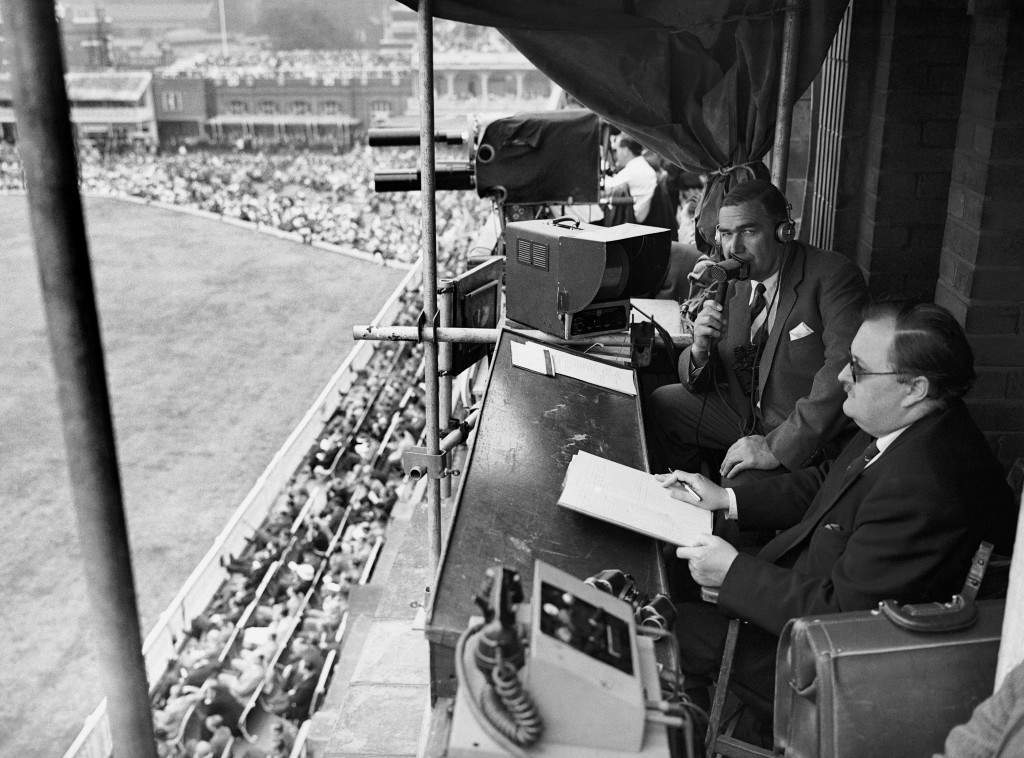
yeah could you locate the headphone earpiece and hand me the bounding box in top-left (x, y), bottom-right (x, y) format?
top-left (775, 202), bottom-right (796, 243)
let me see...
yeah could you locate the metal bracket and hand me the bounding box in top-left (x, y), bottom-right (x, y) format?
top-left (556, 283), bottom-right (569, 314)
top-left (414, 309), bottom-right (442, 344)
top-left (402, 447), bottom-right (448, 480)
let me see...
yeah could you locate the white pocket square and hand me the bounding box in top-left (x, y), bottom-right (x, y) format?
top-left (789, 322), bottom-right (815, 341)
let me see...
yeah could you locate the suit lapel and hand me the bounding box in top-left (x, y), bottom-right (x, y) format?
top-left (758, 412), bottom-right (947, 566)
top-left (759, 430), bottom-right (869, 564)
top-left (756, 244), bottom-right (806, 401)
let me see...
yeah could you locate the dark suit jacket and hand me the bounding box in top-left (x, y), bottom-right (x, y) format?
top-left (680, 242), bottom-right (866, 469)
top-left (284, 672), bottom-right (319, 721)
top-left (719, 401), bottom-right (1017, 636)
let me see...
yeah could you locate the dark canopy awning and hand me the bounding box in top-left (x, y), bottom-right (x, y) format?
top-left (401, 1), bottom-right (850, 247)
top-left (400, 0), bottom-right (849, 174)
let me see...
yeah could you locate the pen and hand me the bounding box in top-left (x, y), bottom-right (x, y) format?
top-left (665, 469), bottom-right (702, 502)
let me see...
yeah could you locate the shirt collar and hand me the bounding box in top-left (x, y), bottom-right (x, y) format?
top-left (748, 268), bottom-right (781, 305)
top-left (866, 425), bottom-right (909, 467)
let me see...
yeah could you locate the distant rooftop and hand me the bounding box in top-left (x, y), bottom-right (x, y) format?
top-left (58, 0), bottom-right (213, 25)
top-left (0, 71), bottom-right (152, 102)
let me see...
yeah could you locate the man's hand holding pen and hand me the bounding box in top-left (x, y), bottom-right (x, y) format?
top-left (655, 470), bottom-right (728, 512)
top-left (654, 470), bottom-right (738, 588)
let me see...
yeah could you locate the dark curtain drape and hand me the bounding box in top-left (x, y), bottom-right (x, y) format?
top-left (399, 0), bottom-right (849, 248)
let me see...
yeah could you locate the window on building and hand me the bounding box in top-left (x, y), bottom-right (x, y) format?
top-left (292, 100), bottom-right (312, 115)
top-left (229, 100), bottom-right (249, 115)
top-left (370, 100), bottom-right (393, 117)
top-left (322, 101), bottom-right (341, 115)
top-left (523, 73), bottom-right (552, 99)
top-left (258, 100), bottom-right (280, 115)
top-left (161, 91), bottom-right (184, 112)
top-left (488, 73), bottom-right (515, 98)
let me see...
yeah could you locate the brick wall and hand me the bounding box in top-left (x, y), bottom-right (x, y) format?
top-left (852, 1), bottom-right (970, 301)
top-left (935, 3), bottom-right (1024, 467)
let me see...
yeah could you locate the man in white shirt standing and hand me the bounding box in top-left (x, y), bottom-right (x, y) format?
top-left (604, 135), bottom-right (658, 223)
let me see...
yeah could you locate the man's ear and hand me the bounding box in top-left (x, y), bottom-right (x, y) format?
top-left (900, 374), bottom-right (931, 406)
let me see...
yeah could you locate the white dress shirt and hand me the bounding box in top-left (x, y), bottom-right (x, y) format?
top-left (605, 155), bottom-right (657, 222)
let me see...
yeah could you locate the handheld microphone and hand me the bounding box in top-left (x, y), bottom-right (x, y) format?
top-left (704, 258), bottom-right (749, 285)
top-left (687, 257), bottom-right (748, 306)
top-left (710, 259), bottom-right (746, 307)
top-left (687, 256), bottom-right (749, 286)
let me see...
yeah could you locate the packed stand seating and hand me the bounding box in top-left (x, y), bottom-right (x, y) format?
top-left (0, 142), bottom-right (493, 275)
top-left (3, 129), bottom-right (484, 753)
top-left (146, 296), bottom-right (435, 756)
top-left (0, 143), bottom-right (24, 190)
top-left (156, 22), bottom-right (514, 86)
top-left (160, 49), bottom-right (414, 84)
top-left (430, 19), bottom-right (516, 54)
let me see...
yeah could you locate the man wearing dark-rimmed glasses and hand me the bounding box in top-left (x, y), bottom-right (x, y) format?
top-left (657, 301), bottom-right (1017, 716)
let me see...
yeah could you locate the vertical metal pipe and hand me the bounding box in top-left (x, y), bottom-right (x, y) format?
top-left (1, 2), bottom-right (157, 757)
top-left (418, 0), bottom-right (443, 574)
top-left (438, 282), bottom-right (454, 499)
top-left (771, 1), bottom-right (802, 189)
top-left (217, 0), bottom-right (229, 56)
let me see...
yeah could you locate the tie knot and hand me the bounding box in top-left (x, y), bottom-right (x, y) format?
top-left (749, 283), bottom-right (769, 344)
top-left (750, 283), bottom-right (767, 313)
top-left (845, 438), bottom-right (879, 479)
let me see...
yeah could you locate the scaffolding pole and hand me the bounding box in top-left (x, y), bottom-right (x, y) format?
top-left (418, 0), bottom-right (444, 579)
top-left (352, 324), bottom-right (499, 343)
top-left (1, 2), bottom-right (157, 757)
top-left (438, 283), bottom-right (454, 498)
top-left (771, 1), bottom-right (802, 189)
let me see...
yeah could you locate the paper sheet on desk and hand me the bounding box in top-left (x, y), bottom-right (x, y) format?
top-left (559, 451), bottom-right (712, 546)
top-left (510, 340), bottom-right (553, 376)
top-left (510, 341), bottom-right (636, 395)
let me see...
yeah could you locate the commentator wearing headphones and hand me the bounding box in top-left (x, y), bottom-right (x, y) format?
top-left (647, 179), bottom-right (867, 486)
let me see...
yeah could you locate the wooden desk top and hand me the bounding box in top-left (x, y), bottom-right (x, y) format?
top-left (427, 330), bottom-right (666, 654)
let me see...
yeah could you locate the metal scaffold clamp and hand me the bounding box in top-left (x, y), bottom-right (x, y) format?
top-left (415, 309), bottom-right (441, 344)
top-left (402, 446), bottom-right (452, 480)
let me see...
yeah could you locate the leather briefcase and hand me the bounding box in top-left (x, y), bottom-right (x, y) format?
top-left (773, 598), bottom-right (1004, 758)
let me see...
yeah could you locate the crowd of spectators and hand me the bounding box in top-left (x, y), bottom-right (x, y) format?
top-left (155, 20), bottom-right (515, 86)
top-left (0, 144), bottom-right (23, 192)
top-left (431, 19), bottom-right (515, 55)
top-left (0, 34), bottom-right (496, 747)
top-left (160, 49), bottom-right (413, 85)
top-left (150, 299), bottom-right (431, 757)
top-left (0, 141), bottom-right (495, 275)
top-left (0, 124), bottom-right (483, 756)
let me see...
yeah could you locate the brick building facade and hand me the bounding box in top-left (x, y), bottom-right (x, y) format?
top-left (810, 0), bottom-right (1024, 466)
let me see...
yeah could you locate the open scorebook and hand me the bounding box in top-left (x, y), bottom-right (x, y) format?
top-left (558, 451), bottom-right (713, 546)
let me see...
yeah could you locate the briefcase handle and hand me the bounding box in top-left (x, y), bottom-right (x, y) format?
top-left (878, 541), bottom-right (992, 633)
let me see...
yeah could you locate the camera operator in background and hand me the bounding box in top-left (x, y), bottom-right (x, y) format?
top-left (603, 135), bottom-right (658, 223)
top-left (647, 179), bottom-right (866, 487)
